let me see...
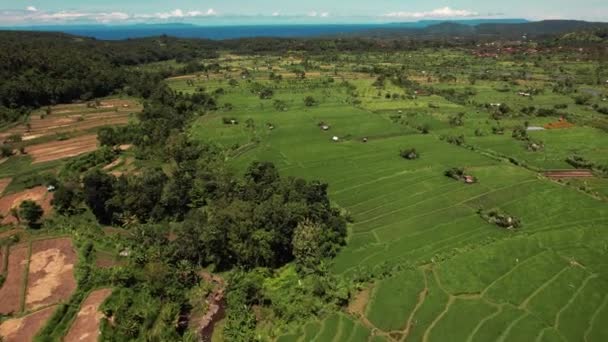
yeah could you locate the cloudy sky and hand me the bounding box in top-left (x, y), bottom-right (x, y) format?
top-left (0, 0), bottom-right (607, 26)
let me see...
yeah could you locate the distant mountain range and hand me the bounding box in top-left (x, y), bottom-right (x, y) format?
top-left (1, 19), bottom-right (607, 41)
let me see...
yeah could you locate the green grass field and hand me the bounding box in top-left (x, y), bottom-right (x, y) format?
top-left (177, 50), bottom-right (608, 341)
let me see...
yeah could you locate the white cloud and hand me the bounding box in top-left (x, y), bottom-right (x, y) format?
top-left (26, 6), bottom-right (38, 12)
top-left (272, 11), bottom-right (280, 17)
top-left (384, 7), bottom-right (479, 19)
top-left (320, 12), bottom-right (330, 18)
top-left (94, 12), bottom-right (130, 23)
top-left (134, 8), bottom-right (217, 20)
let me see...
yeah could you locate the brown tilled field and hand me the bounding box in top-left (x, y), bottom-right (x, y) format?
top-left (0, 305), bottom-right (57, 342)
top-left (0, 98), bottom-right (141, 142)
top-left (0, 244), bottom-right (29, 315)
top-left (25, 238), bottom-right (77, 311)
top-left (544, 169), bottom-right (595, 179)
top-left (0, 186), bottom-right (53, 225)
top-left (64, 288), bottom-right (112, 342)
top-left (26, 134), bottom-right (99, 164)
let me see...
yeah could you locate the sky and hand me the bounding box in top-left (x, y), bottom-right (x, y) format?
top-left (0, 1), bottom-right (607, 26)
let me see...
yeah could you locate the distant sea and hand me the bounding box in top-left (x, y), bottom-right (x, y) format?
top-left (25, 24), bottom-right (385, 40)
top-left (6, 19), bottom-right (529, 40)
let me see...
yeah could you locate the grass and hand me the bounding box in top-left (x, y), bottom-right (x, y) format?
top-left (177, 50), bottom-right (608, 341)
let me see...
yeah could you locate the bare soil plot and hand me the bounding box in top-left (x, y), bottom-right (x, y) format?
top-left (26, 134), bottom-right (98, 164)
top-left (0, 99), bottom-right (141, 142)
top-left (0, 305), bottom-right (56, 342)
top-left (0, 186), bottom-right (53, 225)
top-left (0, 244), bottom-right (29, 315)
top-left (544, 170), bottom-right (595, 179)
top-left (0, 178), bottom-right (12, 195)
top-left (347, 286), bottom-right (372, 317)
top-left (25, 238), bottom-right (77, 311)
top-left (64, 288), bottom-right (112, 342)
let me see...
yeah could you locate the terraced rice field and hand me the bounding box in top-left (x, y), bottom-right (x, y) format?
top-left (185, 58), bottom-right (608, 341)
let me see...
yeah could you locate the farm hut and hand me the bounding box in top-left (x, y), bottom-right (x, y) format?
top-left (230, 119), bottom-right (238, 125)
top-left (464, 175), bottom-right (476, 184)
top-left (362, 137), bottom-right (368, 143)
top-left (332, 136), bottom-right (339, 142)
top-left (322, 125), bottom-right (330, 131)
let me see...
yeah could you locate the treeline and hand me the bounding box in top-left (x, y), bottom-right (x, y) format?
top-left (0, 31), bottom-right (218, 123)
top-left (48, 78), bottom-right (347, 339)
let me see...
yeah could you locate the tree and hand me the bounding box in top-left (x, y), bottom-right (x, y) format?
top-left (19, 200), bottom-right (44, 228)
top-left (292, 220), bottom-right (323, 273)
top-left (52, 183), bottom-right (81, 215)
top-left (83, 170), bottom-right (116, 224)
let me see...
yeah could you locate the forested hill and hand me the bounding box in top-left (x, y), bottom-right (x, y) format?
top-left (356, 20), bottom-right (608, 39)
top-left (0, 32), bottom-right (218, 122)
top-left (1, 22), bottom-right (605, 124)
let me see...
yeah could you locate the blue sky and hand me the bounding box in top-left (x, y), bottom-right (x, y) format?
top-left (0, 1), bottom-right (607, 26)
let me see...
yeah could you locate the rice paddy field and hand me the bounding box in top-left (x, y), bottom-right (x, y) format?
top-left (174, 49), bottom-right (608, 341)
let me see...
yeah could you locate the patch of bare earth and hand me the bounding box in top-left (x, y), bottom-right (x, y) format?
top-left (347, 286), bottom-right (372, 317)
top-left (64, 288), bottom-right (112, 342)
top-left (25, 238), bottom-right (77, 311)
top-left (544, 169), bottom-right (595, 179)
top-left (0, 186), bottom-right (53, 225)
top-left (0, 305), bottom-right (57, 342)
top-left (0, 178), bottom-right (12, 195)
top-left (26, 134), bottom-right (99, 164)
top-left (0, 244), bottom-right (29, 314)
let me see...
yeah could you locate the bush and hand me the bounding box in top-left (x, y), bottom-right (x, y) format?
top-left (304, 96), bottom-right (317, 107)
top-left (259, 88), bottom-right (274, 100)
top-left (478, 208), bottom-right (521, 229)
top-left (0, 144), bottom-right (13, 157)
top-left (512, 126), bottom-right (528, 141)
top-left (400, 148), bottom-right (419, 160)
top-left (443, 135), bottom-right (465, 146)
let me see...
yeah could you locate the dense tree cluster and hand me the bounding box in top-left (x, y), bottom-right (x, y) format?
top-left (0, 31), bottom-right (218, 123)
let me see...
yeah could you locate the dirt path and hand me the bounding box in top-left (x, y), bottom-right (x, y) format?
top-left (25, 238), bottom-right (77, 311)
top-left (0, 244), bottom-right (29, 314)
top-left (193, 272), bottom-right (227, 341)
top-left (0, 306), bottom-right (57, 342)
top-left (64, 288), bottom-right (113, 342)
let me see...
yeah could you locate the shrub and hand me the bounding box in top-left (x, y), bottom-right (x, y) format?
top-left (443, 135), bottom-right (465, 146)
top-left (259, 88), bottom-right (274, 100)
top-left (400, 148), bottom-right (419, 160)
top-left (0, 144), bottom-right (13, 157)
top-left (512, 126), bottom-right (528, 141)
top-left (444, 167), bottom-right (465, 180)
top-left (566, 155), bottom-right (594, 169)
top-left (478, 208), bottom-right (521, 229)
top-left (304, 96), bottom-right (317, 107)
top-left (449, 112), bottom-right (465, 126)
